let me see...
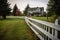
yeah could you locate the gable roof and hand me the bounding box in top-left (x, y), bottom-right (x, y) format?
top-left (28, 7), bottom-right (44, 11)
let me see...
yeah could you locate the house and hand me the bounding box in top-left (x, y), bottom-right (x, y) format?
top-left (27, 7), bottom-right (44, 16)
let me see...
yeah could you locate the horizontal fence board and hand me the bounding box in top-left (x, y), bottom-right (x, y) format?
top-left (25, 17), bottom-right (60, 40)
top-left (27, 17), bottom-right (60, 31)
top-left (25, 18), bottom-right (44, 40)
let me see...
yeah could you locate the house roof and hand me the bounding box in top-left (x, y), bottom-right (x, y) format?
top-left (28, 7), bottom-right (44, 11)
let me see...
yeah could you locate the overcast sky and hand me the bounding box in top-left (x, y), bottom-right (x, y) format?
top-left (8, 0), bottom-right (49, 12)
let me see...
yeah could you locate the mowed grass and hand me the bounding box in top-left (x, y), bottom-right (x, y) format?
top-left (32, 16), bottom-right (56, 23)
top-left (0, 18), bottom-right (38, 40)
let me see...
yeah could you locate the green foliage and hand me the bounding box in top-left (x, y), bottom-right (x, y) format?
top-left (12, 4), bottom-right (18, 16)
top-left (47, 0), bottom-right (55, 16)
top-left (53, 0), bottom-right (60, 16)
top-left (47, 0), bottom-right (60, 16)
top-left (0, 0), bottom-right (11, 19)
top-left (24, 4), bottom-right (29, 16)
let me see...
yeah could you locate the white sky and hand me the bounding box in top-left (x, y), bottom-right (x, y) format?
top-left (8, 0), bottom-right (49, 12)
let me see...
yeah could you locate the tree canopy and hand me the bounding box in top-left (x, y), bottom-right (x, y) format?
top-left (24, 4), bottom-right (30, 16)
top-left (0, 0), bottom-right (11, 19)
top-left (47, 0), bottom-right (60, 16)
top-left (12, 4), bottom-right (18, 16)
top-left (47, 0), bottom-right (55, 16)
top-left (53, 0), bottom-right (60, 16)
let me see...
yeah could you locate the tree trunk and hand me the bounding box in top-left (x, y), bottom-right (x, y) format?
top-left (2, 15), bottom-right (6, 19)
top-left (46, 13), bottom-right (48, 21)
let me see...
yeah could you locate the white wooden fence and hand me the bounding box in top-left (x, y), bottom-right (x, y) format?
top-left (25, 17), bottom-right (60, 40)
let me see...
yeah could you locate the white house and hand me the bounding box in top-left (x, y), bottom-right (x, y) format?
top-left (27, 7), bottom-right (44, 16)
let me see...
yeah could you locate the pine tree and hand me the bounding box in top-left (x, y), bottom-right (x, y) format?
top-left (0, 0), bottom-right (11, 19)
top-left (47, 0), bottom-right (60, 17)
top-left (47, 0), bottom-right (60, 24)
top-left (53, 0), bottom-right (60, 16)
top-left (24, 4), bottom-right (29, 16)
top-left (12, 4), bottom-right (18, 16)
top-left (47, 0), bottom-right (55, 16)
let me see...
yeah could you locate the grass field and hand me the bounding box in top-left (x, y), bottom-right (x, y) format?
top-left (0, 18), bottom-right (38, 40)
top-left (32, 16), bottom-right (55, 23)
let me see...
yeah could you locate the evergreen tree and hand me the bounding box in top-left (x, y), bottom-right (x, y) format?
top-left (47, 0), bottom-right (55, 16)
top-left (47, 0), bottom-right (60, 24)
top-left (53, 0), bottom-right (60, 16)
top-left (47, 0), bottom-right (60, 17)
top-left (24, 4), bottom-right (29, 16)
top-left (12, 4), bottom-right (18, 16)
top-left (0, 0), bottom-right (11, 19)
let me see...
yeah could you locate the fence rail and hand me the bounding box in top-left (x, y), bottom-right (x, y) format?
top-left (25, 17), bottom-right (60, 40)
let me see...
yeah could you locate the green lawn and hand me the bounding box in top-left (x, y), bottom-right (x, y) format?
top-left (32, 16), bottom-right (57, 23)
top-left (0, 18), bottom-right (38, 40)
